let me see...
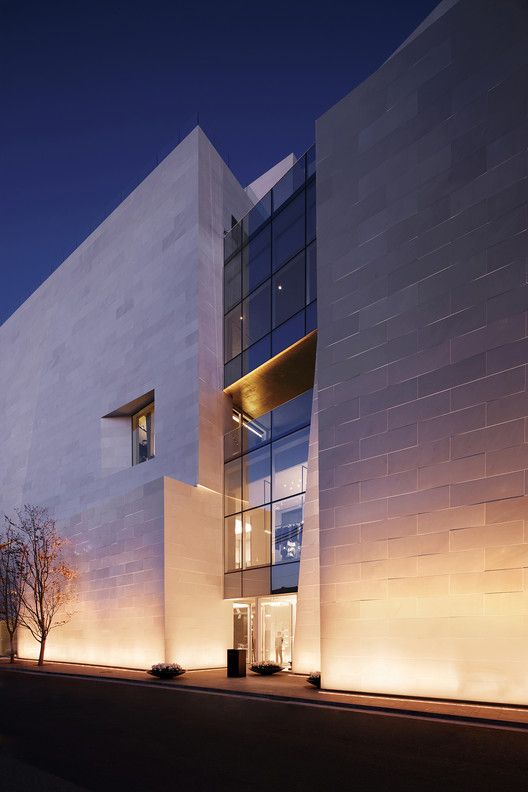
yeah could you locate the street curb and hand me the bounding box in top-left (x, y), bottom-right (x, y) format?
top-left (2, 665), bottom-right (528, 732)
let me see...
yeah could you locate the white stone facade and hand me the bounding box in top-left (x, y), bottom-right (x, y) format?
top-left (0, 128), bottom-right (253, 668)
top-left (5, 0), bottom-right (526, 709)
top-left (316, 0), bottom-right (528, 704)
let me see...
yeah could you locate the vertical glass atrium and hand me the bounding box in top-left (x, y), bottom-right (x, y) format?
top-left (223, 147), bottom-right (316, 600)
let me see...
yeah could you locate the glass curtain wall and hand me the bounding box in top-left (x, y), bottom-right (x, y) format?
top-left (224, 147), bottom-right (316, 598)
top-left (224, 389), bottom-right (313, 594)
top-left (224, 146), bottom-right (317, 387)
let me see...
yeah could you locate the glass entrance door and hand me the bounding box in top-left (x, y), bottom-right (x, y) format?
top-left (232, 595), bottom-right (296, 667)
top-left (259, 596), bottom-right (296, 668)
top-left (233, 602), bottom-right (256, 663)
top-left (233, 603), bottom-right (248, 652)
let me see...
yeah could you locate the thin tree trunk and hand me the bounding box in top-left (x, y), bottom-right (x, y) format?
top-left (9, 632), bottom-right (15, 663)
top-left (38, 636), bottom-right (46, 666)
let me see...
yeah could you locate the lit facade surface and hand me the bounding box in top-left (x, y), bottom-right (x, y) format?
top-left (0, 129), bottom-right (253, 669)
top-left (1, 0), bottom-right (528, 704)
top-left (316, 0), bottom-right (528, 703)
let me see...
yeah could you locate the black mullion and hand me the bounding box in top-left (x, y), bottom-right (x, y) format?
top-left (270, 181), bottom-right (274, 367)
top-left (304, 162), bottom-right (308, 337)
top-left (240, 446), bottom-right (244, 569)
top-left (224, 155), bottom-right (315, 591)
top-left (237, 191), bottom-right (314, 311)
top-left (228, 150), bottom-right (315, 260)
top-left (241, 220), bottom-right (272, 301)
top-left (270, 427), bottom-right (273, 575)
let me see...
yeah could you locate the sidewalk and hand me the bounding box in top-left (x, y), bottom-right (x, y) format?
top-left (2, 658), bottom-right (528, 728)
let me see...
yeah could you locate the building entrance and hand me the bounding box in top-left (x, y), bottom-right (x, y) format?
top-left (233, 601), bottom-right (256, 663)
top-left (232, 594), bottom-right (296, 667)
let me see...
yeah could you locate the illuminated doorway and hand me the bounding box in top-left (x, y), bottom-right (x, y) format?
top-left (232, 601), bottom-right (256, 663)
top-left (232, 594), bottom-right (297, 668)
top-left (259, 595), bottom-right (296, 668)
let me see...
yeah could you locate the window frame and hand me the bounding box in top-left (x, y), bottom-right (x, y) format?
top-left (131, 401), bottom-right (155, 466)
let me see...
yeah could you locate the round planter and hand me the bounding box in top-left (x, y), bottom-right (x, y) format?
top-left (147, 669), bottom-right (185, 680)
top-left (250, 666), bottom-right (282, 676)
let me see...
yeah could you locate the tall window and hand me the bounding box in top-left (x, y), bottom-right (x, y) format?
top-left (223, 389), bottom-right (312, 584)
top-left (132, 402), bottom-right (155, 465)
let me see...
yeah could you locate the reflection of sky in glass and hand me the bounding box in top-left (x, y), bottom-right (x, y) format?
top-left (224, 387), bottom-right (312, 592)
top-left (273, 495), bottom-right (304, 565)
top-left (242, 446), bottom-right (271, 509)
top-left (224, 391), bottom-right (312, 515)
top-left (223, 147), bottom-right (316, 388)
top-left (272, 427), bottom-right (309, 499)
top-left (271, 562), bottom-right (300, 594)
top-left (272, 390), bottom-right (312, 439)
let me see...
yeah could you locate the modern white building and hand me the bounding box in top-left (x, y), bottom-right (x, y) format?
top-left (2, 0), bottom-right (528, 705)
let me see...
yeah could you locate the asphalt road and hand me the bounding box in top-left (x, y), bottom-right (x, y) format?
top-left (1, 669), bottom-right (527, 791)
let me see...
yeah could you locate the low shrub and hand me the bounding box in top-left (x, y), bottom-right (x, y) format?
top-left (307, 671), bottom-right (321, 688)
top-left (147, 662), bottom-right (186, 679)
top-left (250, 661), bottom-right (283, 676)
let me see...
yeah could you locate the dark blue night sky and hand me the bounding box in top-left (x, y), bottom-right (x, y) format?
top-left (1, 0), bottom-right (439, 323)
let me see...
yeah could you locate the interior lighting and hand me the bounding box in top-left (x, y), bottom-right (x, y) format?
top-left (231, 410), bottom-right (265, 439)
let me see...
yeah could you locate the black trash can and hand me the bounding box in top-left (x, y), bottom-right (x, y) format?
top-left (227, 648), bottom-right (247, 677)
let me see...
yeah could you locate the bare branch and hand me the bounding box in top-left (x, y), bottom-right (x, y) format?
top-left (7, 505), bottom-right (77, 665)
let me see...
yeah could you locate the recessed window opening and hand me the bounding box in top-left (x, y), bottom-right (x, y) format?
top-left (132, 402), bottom-right (155, 465)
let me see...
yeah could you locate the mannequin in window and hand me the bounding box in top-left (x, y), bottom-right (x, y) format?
top-left (275, 631), bottom-right (284, 665)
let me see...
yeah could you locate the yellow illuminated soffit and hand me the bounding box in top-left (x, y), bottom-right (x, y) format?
top-left (224, 330), bottom-right (317, 418)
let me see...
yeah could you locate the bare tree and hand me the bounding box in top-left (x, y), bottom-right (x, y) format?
top-left (0, 519), bottom-right (27, 662)
top-left (9, 505), bottom-right (76, 665)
